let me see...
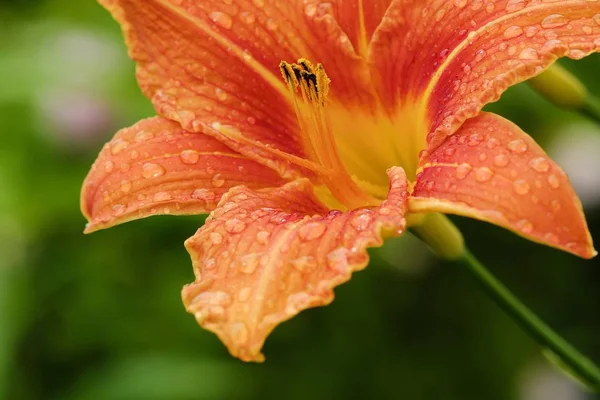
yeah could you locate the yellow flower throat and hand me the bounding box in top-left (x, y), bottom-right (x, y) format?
top-left (280, 59), bottom-right (426, 210)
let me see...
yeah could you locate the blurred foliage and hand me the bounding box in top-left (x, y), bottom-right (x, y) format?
top-left (0, 1), bottom-right (599, 399)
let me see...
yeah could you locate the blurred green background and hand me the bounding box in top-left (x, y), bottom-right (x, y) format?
top-left (1, 1), bottom-right (599, 399)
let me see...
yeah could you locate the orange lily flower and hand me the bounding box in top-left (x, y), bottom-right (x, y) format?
top-left (82, 0), bottom-right (599, 362)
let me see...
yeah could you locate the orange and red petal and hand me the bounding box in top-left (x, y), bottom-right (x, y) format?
top-left (99, 0), bottom-right (377, 178)
top-left (411, 112), bottom-right (595, 259)
top-left (370, 0), bottom-right (600, 147)
top-left (81, 116), bottom-right (284, 233)
top-left (182, 167), bottom-right (408, 362)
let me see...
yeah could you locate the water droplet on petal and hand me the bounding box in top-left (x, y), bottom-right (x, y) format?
top-left (191, 188), bottom-right (216, 203)
top-left (180, 149), bottom-right (200, 164)
top-left (211, 174), bottom-right (225, 188)
top-left (505, 0), bottom-right (525, 11)
top-left (551, 199), bottom-right (561, 211)
top-left (104, 161), bottom-right (114, 173)
top-left (209, 11), bottom-right (233, 29)
top-left (210, 232), bottom-right (223, 245)
top-left (110, 138), bottom-right (130, 155)
top-left (135, 130), bottom-right (154, 142)
top-left (513, 179), bottom-right (531, 195)
top-left (225, 218), bottom-right (246, 233)
top-left (238, 253), bottom-right (261, 274)
top-left (215, 88), bottom-right (228, 101)
top-left (256, 230), bottom-right (270, 245)
top-left (529, 157), bottom-right (550, 173)
top-left (504, 26), bottom-right (524, 39)
top-left (153, 191), bottom-right (173, 202)
top-left (515, 219), bottom-right (533, 233)
top-left (455, 163), bottom-right (473, 180)
top-left (120, 180), bottom-right (132, 193)
top-left (298, 222), bottom-right (326, 241)
top-left (507, 139), bottom-right (528, 154)
top-left (541, 14), bottom-right (568, 29)
top-left (142, 163), bottom-right (166, 179)
top-left (304, 3), bottom-right (317, 17)
top-left (494, 154), bottom-right (510, 167)
top-left (350, 213), bottom-right (372, 232)
top-left (547, 174), bottom-right (560, 189)
top-left (289, 256), bottom-right (317, 273)
top-left (475, 167), bottom-right (494, 182)
top-left (112, 204), bottom-right (126, 216)
top-left (519, 47), bottom-right (538, 60)
top-left (467, 133), bottom-right (483, 146)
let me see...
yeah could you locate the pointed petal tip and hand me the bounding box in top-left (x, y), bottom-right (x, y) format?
top-left (182, 169), bottom-right (409, 362)
top-left (413, 113), bottom-right (596, 260)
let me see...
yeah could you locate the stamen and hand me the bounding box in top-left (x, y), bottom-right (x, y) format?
top-left (280, 59), bottom-right (378, 209)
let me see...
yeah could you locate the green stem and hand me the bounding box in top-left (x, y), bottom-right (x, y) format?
top-left (458, 249), bottom-right (600, 390)
top-left (581, 95), bottom-right (600, 125)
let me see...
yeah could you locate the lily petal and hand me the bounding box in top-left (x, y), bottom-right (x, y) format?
top-left (410, 112), bottom-right (596, 259)
top-left (370, 0), bottom-right (600, 148)
top-left (182, 167), bottom-right (408, 362)
top-left (99, 0), bottom-right (376, 178)
top-left (81, 116), bottom-right (284, 233)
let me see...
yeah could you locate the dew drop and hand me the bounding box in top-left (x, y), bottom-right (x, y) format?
top-left (474, 49), bottom-right (486, 62)
top-left (215, 88), bottom-right (228, 101)
top-left (110, 138), bottom-right (130, 155)
top-left (211, 173), bottom-right (225, 187)
top-left (225, 218), bottom-right (246, 233)
top-left (191, 188), bottom-right (216, 202)
top-left (455, 163), bottom-right (473, 180)
top-left (289, 256), bottom-right (317, 273)
top-left (210, 232), bottom-right (223, 245)
top-left (153, 191), bottom-right (173, 202)
top-left (112, 204), bottom-right (126, 216)
top-left (239, 11), bottom-right (255, 24)
top-left (209, 11), bottom-right (233, 29)
top-left (519, 47), bottom-right (538, 60)
top-left (265, 18), bottom-right (278, 31)
top-left (120, 179), bottom-right (132, 193)
top-left (467, 133), bottom-right (483, 146)
top-left (444, 148), bottom-right (456, 156)
top-left (487, 137), bottom-right (500, 149)
top-left (298, 222), bottom-right (326, 241)
top-left (256, 230), bottom-right (270, 245)
top-left (513, 179), bottom-right (531, 195)
top-left (551, 199), bottom-right (561, 211)
top-left (304, 3), bottom-right (317, 17)
top-left (529, 157), bottom-right (550, 173)
top-left (541, 14), bottom-right (568, 28)
top-left (350, 213), bottom-right (371, 232)
top-left (135, 130), bottom-right (154, 143)
top-left (180, 149), bottom-right (200, 164)
top-left (238, 253), bottom-right (260, 274)
top-left (142, 163), bottom-right (166, 179)
top-left (507, 139), bottom-right (528, 154)
top-left (504, 26), bottom-right (524, 39)
top-left (238, 287), bottom-right (252, 302)
top-left (547, 174), bottom-right (560, 189)
top-left (505, 0), bottom-right (525, 11)
top-left (515, 219), bottom-right (533, 233)
top-left (104, 161), bottom-right (114, 173)
top-left (475, 167), bottom-right (494, 182)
